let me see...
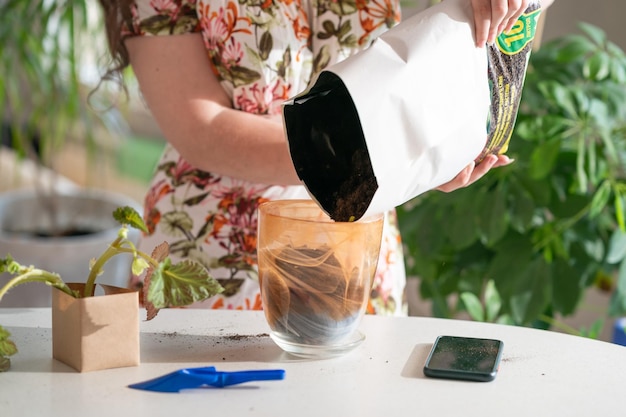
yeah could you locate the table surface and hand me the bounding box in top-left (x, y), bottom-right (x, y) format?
top-left (1, 308), bottom-right (624, 417)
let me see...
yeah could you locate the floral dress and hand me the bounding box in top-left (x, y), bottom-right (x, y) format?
top-left (124, 0), bottom-right (407, 315)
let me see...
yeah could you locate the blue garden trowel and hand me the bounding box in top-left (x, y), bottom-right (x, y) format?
top-left (129, 366), bottom-right (286, 392)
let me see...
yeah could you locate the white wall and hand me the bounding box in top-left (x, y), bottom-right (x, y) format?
top-left (402, 1), bottom-right (626, 51)
top-left (542, 0), bottom-right (626, 50)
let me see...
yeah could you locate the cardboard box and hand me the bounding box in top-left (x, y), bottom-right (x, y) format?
top-left (52, 283), bottom-right (140, 372)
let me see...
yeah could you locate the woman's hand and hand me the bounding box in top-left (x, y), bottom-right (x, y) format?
top-left (470, 0), bottom-right (530, 46)
top-left (435, 154), bottom-right (513, 193)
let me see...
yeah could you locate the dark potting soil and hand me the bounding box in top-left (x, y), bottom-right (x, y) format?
top-left (32, 228), bottom-right (100, 238)
top-left (261, 245), bottom-right (364, 344)
top-left (284, 71), bottom-right (378, 223)
top-left (3, 226), bottom-right (101, 238)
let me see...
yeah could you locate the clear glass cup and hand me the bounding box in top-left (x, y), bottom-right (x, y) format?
top-left (257, 200), bottom-right (384, 358)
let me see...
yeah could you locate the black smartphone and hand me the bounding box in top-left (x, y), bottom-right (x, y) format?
top-left (423, 335), bottom-right (504, 382)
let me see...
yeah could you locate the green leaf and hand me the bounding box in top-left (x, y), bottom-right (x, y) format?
top-left (411, 203), bottom-right (448, 261)
top-left (549, 83), bottom-right (578, 119)
top-left (609, 282), bottom-right (626, 317)
top-left (488, 233), bottom-right (533, 298)
top-left (584, 52), bottom-right (611, 81)
top-left (436, 268), bottom-right (464, 298)
top-left (610, 58), bottom-right (626, 83)
top-left (0, 325), bottom-right (18, 372)
top-left (147, 260), bottom-right (224, 309)
top-left (599, 129), bottom-right (619, 169)
top-left (551, 259), bottom-right (583, 315)
top-left (528, 139), bottom-right (561, 180)
top-left (555, 36), bottom-right (594, 62)
top-left (509, 258), bottom-right (551, 325)
top-left (615, 191), bottom-right (626, 231)
top-left (0, 341), bottom-right (17, 359)
top-left (579, 22), bottom-right (607, 48)
top-left (606, 229), bottom-right (626, 264)
top-left (509, 188), bottom-right (535, 232)
top-left (495, 314), bottom-right (515, 325)
top-left (445, 211), bottom-right (478, 250)
top-left (419, 276), bottom-right (452, 318)
top-left (550, 194), bottom-right (589, 219)
top-left (578, 319), bottom-right (605, 339)
top-left (443, 194), bottom-right (479, 250)
top-left (460, 292), bottom-right (484, 322)
top-left (0, 326), bottom-right (17, 353)
top-left (0, 259), bottom-right (76, 301)
top-left (576, 134), bottom-right (588, 193)
top-left (131, 258), bottom-right (150, 276)
top-left (0, 256), bottom-right (16, 274)
top-left (0, 357), bottom-right (10, 372)
top-left (484, 280), bottom-right (502, 322)
top-left (518, 177), bottom-right (551, 206)
top-left (589, 180), bottom-right (611, 219)
top-left (476, 185), bottom-right (508, 247)
top-left (113, 206), bottom-right (148, 233)
top-left (581, 237), bottom-right (605, 265)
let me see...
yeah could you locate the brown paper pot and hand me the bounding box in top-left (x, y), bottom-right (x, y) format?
top-left (52, 283), bottom-right (140, 372)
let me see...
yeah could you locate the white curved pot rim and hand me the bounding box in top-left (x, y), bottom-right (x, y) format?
top-left (0, 188), bottom-right (142, 243)
top-left (0, 187), bottom-right (141, 206)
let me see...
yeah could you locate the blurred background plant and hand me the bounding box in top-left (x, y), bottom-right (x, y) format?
top-left (398, 23), bottom-right (626, 338)
top-left (0, 0), bottom-right (127, 182)
top-left (0, 1), bottom-right (147, 310)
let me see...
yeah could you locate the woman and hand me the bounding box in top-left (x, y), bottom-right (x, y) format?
top-left (98, 0), bottom-right (533, 315)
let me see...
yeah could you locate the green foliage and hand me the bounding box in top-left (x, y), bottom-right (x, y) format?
top-left (0, 256), bottom-right (77, 300)
top-left (113, 206), bottom-right (150, 234)
top-left (398, 23), bottom-right (626, 330)
top-left (0, 0), bottom-right (124, 166)
top-left (0, 326), bottom-right (18, 372)
top-left (0, 206), bottom-right (224, 371)
top-left (0, 206), bottom-right (223, 306)
top-left (147, 260), bottom-right (225, 309)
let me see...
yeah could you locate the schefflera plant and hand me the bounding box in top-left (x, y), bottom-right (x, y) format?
top-left (0, 206), bottom-right (224, 371)
top-left (398, 23), bottom-right (626, 335)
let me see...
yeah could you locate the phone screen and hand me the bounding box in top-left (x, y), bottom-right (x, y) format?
top-left (423, 335), bottom-right (504, 382)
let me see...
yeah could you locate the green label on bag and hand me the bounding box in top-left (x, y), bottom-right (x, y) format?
top-left (496, 8), bottom-right (542, 55)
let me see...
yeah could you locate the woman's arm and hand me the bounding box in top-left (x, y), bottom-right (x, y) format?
top-left (124, 29), bottom-right (524, 194)
top-left (126, 33), bottom-right (301, 186)
top-left (126, 34), bottom-right (497, 192)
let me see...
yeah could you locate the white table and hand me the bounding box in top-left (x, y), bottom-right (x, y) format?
top-left (1, 308), bottom-right (624, 416)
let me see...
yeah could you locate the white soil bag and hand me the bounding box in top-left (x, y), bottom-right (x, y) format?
top-left (284, 0), bottom-right (542, 221)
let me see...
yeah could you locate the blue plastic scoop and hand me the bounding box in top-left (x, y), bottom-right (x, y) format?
top-left (129, 366), bottom-right (286, 392)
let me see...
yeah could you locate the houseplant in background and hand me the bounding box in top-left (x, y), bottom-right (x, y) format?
top-left (1, 0), bottom-right (123, 172)
top-left (0, 1), bottom-right (144, 306)
top-left (0, 206), bottom-right (224, 372)
top-left (398, 23), bottom-right (626, 337)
